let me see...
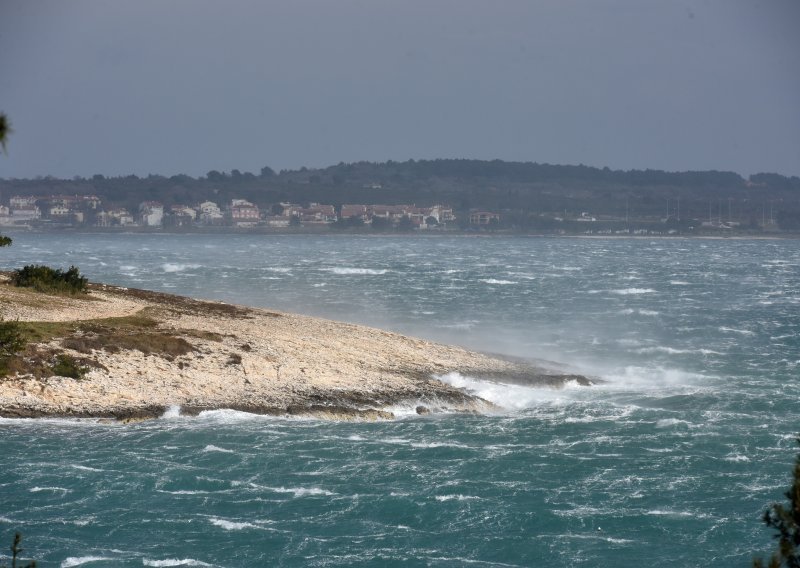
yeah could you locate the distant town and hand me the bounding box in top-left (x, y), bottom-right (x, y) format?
top-left (0, 194), bottom-right (466, 231)
top-left (1, 159), bottom-right (799, 235)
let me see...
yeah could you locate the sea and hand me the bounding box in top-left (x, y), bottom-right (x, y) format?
top-left (1, 233), bottom-right (798, 567)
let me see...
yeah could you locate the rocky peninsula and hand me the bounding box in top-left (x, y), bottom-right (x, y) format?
top-left (0, 279), bottom-right (592, 421)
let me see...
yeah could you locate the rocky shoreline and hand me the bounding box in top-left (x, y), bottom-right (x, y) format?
top-left (0, 281), bottom-right (593, 421)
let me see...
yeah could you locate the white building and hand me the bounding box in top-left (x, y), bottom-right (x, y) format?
top-left (139, 201), bottom-right (164, 227)
top-left (197, 201), bottom-right (224, 224)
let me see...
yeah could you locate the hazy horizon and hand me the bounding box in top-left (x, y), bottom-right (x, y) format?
top-left (1, 1), bottom-right (799, 179)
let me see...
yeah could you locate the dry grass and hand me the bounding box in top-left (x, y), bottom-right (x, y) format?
top-left (2, 308), bottom-right (205, 378)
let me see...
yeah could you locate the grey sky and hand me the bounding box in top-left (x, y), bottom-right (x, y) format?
top-left (1, 0), bottom-right (798, 179)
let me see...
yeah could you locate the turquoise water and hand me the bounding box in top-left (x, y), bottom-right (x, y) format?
top-left (1, 234), bottom-right (798, 566)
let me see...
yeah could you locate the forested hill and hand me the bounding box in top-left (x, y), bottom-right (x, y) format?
top-left (3, 159), bottom-right (800, 229)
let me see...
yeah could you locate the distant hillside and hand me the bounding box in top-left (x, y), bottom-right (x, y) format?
top-left (2, 159), bottom-right (800, 232)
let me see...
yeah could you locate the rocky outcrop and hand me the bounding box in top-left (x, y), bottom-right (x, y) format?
top-left (0, 282), bottom-right (592, 421)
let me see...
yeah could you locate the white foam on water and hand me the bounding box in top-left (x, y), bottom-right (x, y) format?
top-left (719, 326), bottom-right (755, 335)
top-left (655, 418), bottom-right (693, 429)
top-left (208, 517), bottom-right (259, 531)
top-left (71, 464), bottom-right (103, 472)
top-left (202, 445), bottom-right (235, 454)
top-left (30, 486), bottom-right (70, 493)
top-left (161, 405), bottom-right (182, 419)
top-left (645, 509), bottom-right (711, 519)
top-left (724, 454), bottom-right (750, 462)
top-left (480, 279), bottom-right (517, 285)
top-left (598, 365), bottom-right (711, 392)
top-left (194, 409), bottom-right (292, 423)
top-left (611, 288), bottom-right (656, 295)
top-left (143, 558), bottom-right (213, 566)
top-left (435, 372), bottom-right (585, 410)
top-left (410, 441), bottom-right (470, 449)
top-left (161, 263), bottom-right (201, 273)
top-left (61, 556), bottom-right (113, 567)
top-left (324, 267), bottom-right (388, 275)
top-left (435, 494), bottom-right (481, 502)
top-left (637, 346), bottom-right (693, 355)
top-left (270, 486), bottom-right (335, 497)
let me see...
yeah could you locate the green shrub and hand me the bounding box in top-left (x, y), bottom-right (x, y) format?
top-left (0, 318), bottom-right (25, 375)
top-left (754, 437), bottom-right (800, 568)
top-left (0, 532), bottom-right (36, 568)
top-left (11, 265), bottom-right (88, 295)
top-left (50, 354), bottom-right (87, 380)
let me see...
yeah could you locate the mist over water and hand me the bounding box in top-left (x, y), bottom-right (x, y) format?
top-left (1, 234), bottom-right (798, 566)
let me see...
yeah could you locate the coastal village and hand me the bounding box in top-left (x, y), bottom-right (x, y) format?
top-left (0, 193), bottom-right (488, 230)
top-left (0, 191), bottom-right (773, 235)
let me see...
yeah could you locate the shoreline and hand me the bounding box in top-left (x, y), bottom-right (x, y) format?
top-left (2, 226), bottom-right (796, 240)
top-left (0, 282), bottom-right (592, 422)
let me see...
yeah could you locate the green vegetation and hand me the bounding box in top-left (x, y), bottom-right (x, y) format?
top-left (0, 533), bottom-right (36, 568)
top-left (754, 437), bottom-right (800, 568)
top-left (0, 112), bottom-right (10, 154)
top-left (0, 319), bottom-right (25, 375)
top-left (3, 158), bottom-right (800, 234)
top-left (11, 265), bottom-right (88, 295)
top-left (0, 310), bottom-right (203, 378)
top-left (50, 353), bottom-right (87, 380)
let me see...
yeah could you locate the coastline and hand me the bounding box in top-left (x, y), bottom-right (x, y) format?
top-left (2, 225), bottom-right (796, 240)
top-left (0, 281), bottom-right (592, 422)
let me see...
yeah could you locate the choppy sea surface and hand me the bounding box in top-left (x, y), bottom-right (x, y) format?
top-left (1, 233), bottom-right (798, 567)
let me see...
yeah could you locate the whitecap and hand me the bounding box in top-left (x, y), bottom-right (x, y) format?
top-left (435, 372), bottom-right (584, 410)
top-left (324, 267), bottom-right (388, 275)
top-left (208, 517), bottom-right (259, 531)
top-left (637, 347), bottom-right (692, 355)
top-left (480, 279), bottom-right (516, 285)
top-left (30, 486), bottom-right (70, 493)
top-left (645, 509), bottom-right (710, 519)
top-left (143, 559), bottom-right (213, 567)
top-left (410, 441), bottom-right (470, 449)
top-left (270, 486), bottom-right (335, 497)
top-left (202, 445), bottom-right (235, 454)
top-left (724, 454), bottom-right (750, 462)
top-left (611, 288), bottom-right (655, 295)
top-left (61, 556), bottom-right (113, 567)
top-left (719, 327), bottom-right (755, 335)
top-left (161, 263), bottom-right (201, 273)
top-left (161, 405), bottom-right (182, 419)
top-left (656, 418), bottom-right (691, 428)
top-left (70, 464), bottom-right (103, 472)
top-left (435, 494), bottom-right (480, 502)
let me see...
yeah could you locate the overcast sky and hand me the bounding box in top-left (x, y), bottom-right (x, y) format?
top-left (0, 0), bottom-right (798, 179)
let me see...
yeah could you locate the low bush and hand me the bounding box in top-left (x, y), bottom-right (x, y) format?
top-left (0, 319), bottom-right (25, 376)
top-left (0, 532), bottom-right (36, 567)
top-left (11, 265), bottom-right (88, 295)
top-left (50, 353), bottom-right (87, 379)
